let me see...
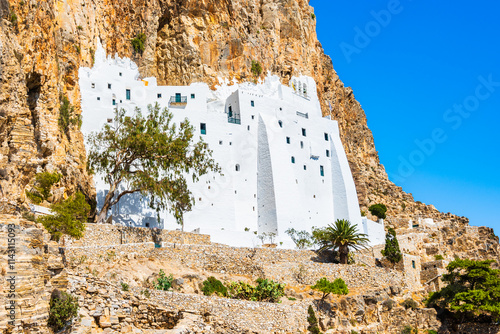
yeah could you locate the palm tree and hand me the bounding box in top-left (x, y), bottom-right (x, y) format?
top-left (312, 219), bottom-right (369, 264)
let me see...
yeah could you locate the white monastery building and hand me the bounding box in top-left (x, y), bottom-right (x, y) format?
top-left (79, 43), bottom-right (385, 248)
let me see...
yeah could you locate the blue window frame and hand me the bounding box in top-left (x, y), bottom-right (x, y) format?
top-left (324, 133), bottom-right (328, 141)
top-left (291, 156), bottom-right (295, 164)
top-left (112, 99), bottom-right (116, 106)
top-left (302, 128), bottom-right (306, 136)
top-left (251, 100), bottom-right (255, 107)
top-left (191, 93), bottom-right (195, 99)
top-left (126, 89), bottom-right (131, 100)
top-left (320, 165), bottom-right (324, 177)
top-left (326, 150), bottom-right (330, 157)
top-left (286, 137), bottom-right (291, 144)
top-left (200, 123), bottom-right (206, 135)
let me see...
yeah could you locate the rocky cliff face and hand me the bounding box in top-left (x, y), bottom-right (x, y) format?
top-left (0, 0), bottom-right (481, 225)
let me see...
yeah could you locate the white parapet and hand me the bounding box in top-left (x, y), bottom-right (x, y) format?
top-left (79, 41), bottom-right (372, 248)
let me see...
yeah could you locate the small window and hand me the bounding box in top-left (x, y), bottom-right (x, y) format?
top-left (235, 164), bottom-right (240, 172)
top-left (302, 128), bottom-right (306, 137)
top-left (228, 106), bottom-right (233, 117)
top-left (97, 97), bottom-right (100, 101)
top-left (326, 150), bottom-right (330, 157)
top-left (251, 100), bottom-right (255, 107)
top-left (291, 156), bottom-right (295, 164)
top-left (412, 260), bottom-right (416, 269)
top-left (200, 123), bottom-right (206, 135)
top-left (108, 83), bottom-right (111, 89)
top-left (278, 120), bottom-right (283, 128)
top-left (300, 141), bottom-right (304, 149)
top-left (126, 89), bottom-right (131, 100)
top-left (229, 142), bottom-right (232, 146)
top-left (119, 72), bottom-right (122, 76)
top-left (91, 83), bottom-right (95, 88)
top-left (320, 165), bottom-right (324, 177)
top-left (191, 93), bottom-right (195, 99)
top-left (120, 100), bottom-right (122, 103)
top-left (145, 222), bottom-right (150, 228)
top-left (324, 133), bottom-right (329, 141)
top-left (219, 140), bottom-right (223, 145)
top-left (286, 137), bottom-right (291, 144)
top-left (247, 125), bottom-right (250, 131)
top-left (157, 93), bottom-right (162, 98)
top-left (303, 165), bottom-right (307, 170)
top-left (112, 99), bottom-right (116, 105)
top-left (251, 115), bottom-right (255, 120)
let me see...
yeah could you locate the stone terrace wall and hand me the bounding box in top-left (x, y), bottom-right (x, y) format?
top-left (65, 224), bottom-right (210, 247)
top-left (65, 242), bottom-right (407, 292)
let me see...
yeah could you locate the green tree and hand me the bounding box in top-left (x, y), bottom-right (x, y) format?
top-left (381, 228), bottom-right (402, 267)
top-left (251, 60), bottom-right (263, 77)
top-left (25, 171), bottom-right (61, 204)
top-left (311, 277), bottom-right (349, 300)
top-left (38, 192), bottom-right (90, 242)
top-left (426, 258), bottom-right (500, 322)
top-left (368, 203), bottom-right (387, 220)
top-left (307, 305), bottom-right (321, 334)
top-left (131, 33), bottom-right (146, 54)
top-left (87, 104), bottom-right (220, 226)
top-left (285, 228), bottom-right (313, 249)
top-left (312, 219), bottom-right (369, 264)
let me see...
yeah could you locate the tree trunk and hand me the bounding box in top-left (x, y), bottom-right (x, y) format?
top-left (339, 245), bottom-right (349, 264)
top-left (96, 186), bottom-right (116, 224)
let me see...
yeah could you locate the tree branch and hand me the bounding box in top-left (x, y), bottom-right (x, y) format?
top-left (110, 189), bottom-right (142, 206)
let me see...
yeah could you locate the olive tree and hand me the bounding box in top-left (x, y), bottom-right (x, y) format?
top-left (87, 103), bottom-right (220, 226)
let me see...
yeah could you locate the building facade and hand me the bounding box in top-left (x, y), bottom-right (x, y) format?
top-left (79, 43), bottom-right (384, 248)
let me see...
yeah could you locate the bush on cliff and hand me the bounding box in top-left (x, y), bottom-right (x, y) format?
top-left (381, 228), bottom-right (403, 267)
top-left (155, 269), bottom-right (174, 291)
top-left (47, 289), bottom-right (79, 331)
top-left (226, 278), bottom-right (285, 303)
top-left (25, 171), bottom-right (61, 204)
top-left (368, 203), bottom-right (387, 220)
top-left (307, 305), bottom-right (321, 334)
top-left (38, 192), bottom-right (90, 242)
top-left (131, 33), bottom-right (146, 54)
top-left (426, 258), bottom-right (500, 323)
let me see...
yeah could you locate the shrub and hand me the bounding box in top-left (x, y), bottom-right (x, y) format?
top-left (401, 325), bottom-right (417, 334)
top-left (227, 281), bottom-right (256, 301)
top-left (311, 277), bottom-right (348, 300)
top-left (131, 33), bottom-right (146, 54)
top-left (120, 282), bottom-right (129, 291)
top-left (76, 25), bottom-right (83, 30)
top-left (254, 278), bottom-right (285, 302)
top-left (307, 305), bottom-right (321, 334)
top-left (427, 330), bottom-right (438, 334)
top-left (251, 60), bottom-right (263, 77)
top-left (10, 12), bottom-right (17, 25)
top-left (285, 228), bottom-right (313, 249)
top-left (38, 192), bottom-right (90, 242)
top-left (311, 13), bottom-right (316, 19)
top-left (25, 171), bottom-right (61, 204)
top-left (400, 298), bottom-right (419, 310)
top-left (58, 95), bottom-right (81, 135)
top-left (382, 298), bottom-right (396, 311)
top-left (47, 290), bottom-right (79, 331)
top-left (368, 203), bottom-right (387, 220)
top-left (141, 289), bottom-right (151, 298)
top-left (155, 269), bottom-right (174, 291)
top-left (202, 276), bottom-right (228, 297)
top-left (434, 254), bottom-right (444, 261)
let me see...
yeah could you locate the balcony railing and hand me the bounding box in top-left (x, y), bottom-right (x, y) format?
top-left (169, 95), bottom-right (188, 107)
top-left (228, 117), bottom-right (241, 124)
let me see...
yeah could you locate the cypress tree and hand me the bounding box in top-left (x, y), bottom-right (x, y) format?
top-left (381, 228), bottom-right (403, 267)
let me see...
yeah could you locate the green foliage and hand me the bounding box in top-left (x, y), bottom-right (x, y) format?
top-left (312, 219), bottom-right (369, 264)
top-left (38, 192), bottom-right (90, 242)
top-left (25, 171), bottom-right (61, 204)
top-left (285, 228), bottom-right (313, 249)
top-left (47, 290), bottom-right (79, 331)
top-left (87, 104), bottom-right (220, 224)
top-left (311, 277), bottom-right (348, 300)
top-left (131, 33), bottom-right (146, 54)
top-left (202, 276), bottom-right (228, 297)
top-left (400, 298), bottom-right (419, 310)
top-left (311, 13), bottom-right (316, 19)
top-left (141, 289), bottom-right (151, 298)
top-left (155, 270), bottom-right (174, 291)
top-left (426, 258), bottom-right (500, 322)
top-left (76, 25), bottom-right (83, 30)
top-left (381, 228), bottom-right (403, 266)
top-left (10, 12), bottom-right (17, 25)
top-left (382, 299), bottom-right (396, 311)
top-left (227, 278), bottom-right (285, 303)
top-left (307, 305), bottom-right (321, 334)
top-left (426, 330), bottom-right (438, 334)
top-left (251, 60), bottom-right (263, 77)
top-left (58, 95), bottom-right (81, 135)
top-left (434, 254), bottom-right (444, 261)
top-left (368, 203), bottom-right (387, 220)
top-left (360, 210), bottom-right (366, 217)
top-left (401, 325), bottom-right (417, 334)
top-left (120, 282), bottom-right (129, 291)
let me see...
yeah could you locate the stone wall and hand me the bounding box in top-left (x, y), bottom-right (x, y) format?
top-left (64, 223), bottom-right (211, 248)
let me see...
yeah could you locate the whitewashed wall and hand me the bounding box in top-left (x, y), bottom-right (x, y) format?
top-left (78, 42), bottom-right (378, 248)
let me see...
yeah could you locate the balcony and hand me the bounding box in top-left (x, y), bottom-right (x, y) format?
top-left (169, 95), bottom-right (188, 107)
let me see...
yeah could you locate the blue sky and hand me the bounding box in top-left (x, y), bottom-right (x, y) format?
top-left (310, 0), bottom-right (500, 230)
